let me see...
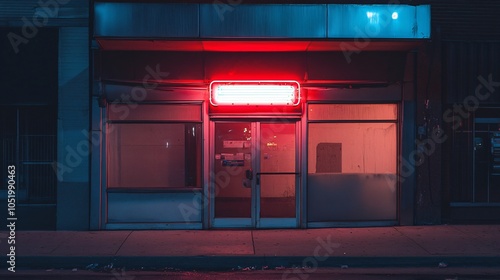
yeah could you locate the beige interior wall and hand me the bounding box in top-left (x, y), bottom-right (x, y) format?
top-left (308, 123), bottom-right (397, 174)
top-left (214, 164), bottom-right (252, 198)
top-left (108, 123), bottom-right (186, 188)
top-left (214, 122), bottom-right (252, 198)
top-left (260, 123), bottom-right (296, 198)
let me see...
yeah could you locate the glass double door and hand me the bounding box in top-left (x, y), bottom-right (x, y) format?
top-left (211, 121), bottom-right (299, 228)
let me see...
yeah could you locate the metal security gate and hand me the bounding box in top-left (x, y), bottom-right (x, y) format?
top-left (0, 107), bottom-right (57, 203)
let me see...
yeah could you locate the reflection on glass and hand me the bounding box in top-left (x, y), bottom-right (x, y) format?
top-left (308, 123), bottom-right (396, 174)
top-left (214, 122), bottom-right (252, 218)
top-left (108, 123), bottom-right (202, 188)
top-left (260, 174), bottom-right (295, 218)
top-left (260, 123), bottom-right (296, 218)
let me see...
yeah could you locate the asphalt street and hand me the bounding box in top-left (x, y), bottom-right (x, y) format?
top-left (2, 268), bottom-right (500, 280)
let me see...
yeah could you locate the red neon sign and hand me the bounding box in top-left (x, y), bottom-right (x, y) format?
top-left (210, 81), bottom-right (300, 106)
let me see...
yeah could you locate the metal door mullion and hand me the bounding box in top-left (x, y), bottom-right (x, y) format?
top-left (254, 122), bottom-right (260, 228)
top-left (472, 117), bottom-right (475, 203)
top-left (208, 120), bottom-right (214, 227)
top-left (295, 120), bottom-right (300, 228)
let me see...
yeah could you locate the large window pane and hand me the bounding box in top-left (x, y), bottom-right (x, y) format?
top-left (107, 123), bottom-right (201, 188)
top-left (307, 104), bottom-right (398, 222)
top-left (308, 123), bottom-right (396, 174)
top-left (259, 123), bottom-right (296, 218)
top-left (214, 122), bottom-right (252, 218)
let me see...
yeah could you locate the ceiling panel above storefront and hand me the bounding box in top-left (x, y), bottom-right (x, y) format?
top-left (94, 3), bottom-right (430, 39)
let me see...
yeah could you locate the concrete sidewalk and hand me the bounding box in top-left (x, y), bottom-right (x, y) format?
top-left (1, 225), bottom-right (499, 270)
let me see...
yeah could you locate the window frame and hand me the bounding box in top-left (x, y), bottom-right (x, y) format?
top-left (105, 103), bottom-right (203, 191)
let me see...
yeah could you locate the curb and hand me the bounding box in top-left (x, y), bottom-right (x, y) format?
top-left (4, 256), bottom-right (500, 270)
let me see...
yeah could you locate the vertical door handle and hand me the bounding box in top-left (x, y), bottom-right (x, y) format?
top-left (245, 169), bottom-right (253, 180)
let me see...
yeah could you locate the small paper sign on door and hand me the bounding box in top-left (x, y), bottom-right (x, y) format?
top-left (223, 140), bottom-right (251, 148)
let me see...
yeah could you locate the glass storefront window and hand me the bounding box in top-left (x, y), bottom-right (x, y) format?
top-left (307, 104), bottom-right (398, 222)
top-left (108, 123), bottom-right (202, 189)
top-left (308, 103), bottom-right (397, 174)
top-left (308, 122), bottom-right (397, 174)
top-left (107, 104), bottom-right (202, 189)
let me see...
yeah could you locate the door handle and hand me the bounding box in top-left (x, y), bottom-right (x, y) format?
top-left (243, 169), bottom-right (253, 188)
top-left (245, 169), bottom-right (253, 180)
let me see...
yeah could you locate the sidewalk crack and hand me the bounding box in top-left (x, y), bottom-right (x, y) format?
top-left (451, 225), bottom-right (481, 239)
top-left (451, 225), bottom-right (491, 247)
top-left (393, 227), bottom-right (432, 255)
top-left (251, 230), bottom-right (256, 255)
top-left (50, 236), bottom-right (66, 254)
top-left (114, 231), bottom-right (133, 256)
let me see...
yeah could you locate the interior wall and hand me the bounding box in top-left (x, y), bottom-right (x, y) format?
top-left (108, 123), bottom-right (186, 188)
top-left (214, 122), bottom-right (252, 198)
top-left (308, 123), bottom-right (397, 174)
top-left (306, 104), bottom-right (399, 223)
top-left (260, 123), bottom-right (296, 198)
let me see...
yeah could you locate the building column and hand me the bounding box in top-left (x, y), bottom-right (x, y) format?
top-left (56, 27), bottom-right (90, 230)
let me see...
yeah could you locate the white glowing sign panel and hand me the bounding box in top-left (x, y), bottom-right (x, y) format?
top-left (210, 81), bottom-right (300, 106)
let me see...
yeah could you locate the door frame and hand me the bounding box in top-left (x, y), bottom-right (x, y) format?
top-left (209, 118), bottom-right (301, 228)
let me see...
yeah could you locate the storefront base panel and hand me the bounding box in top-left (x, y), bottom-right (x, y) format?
top-left (107, 192), bottom-right (202, 224)
top-left (307, 174), bottom-right (397, 222)
top-left (308, 221), bottom-right (397, 228)
top-left (105, 223), bottom-right (202, 230)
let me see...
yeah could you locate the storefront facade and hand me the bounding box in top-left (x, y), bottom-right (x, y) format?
top-left (87, 2), bottom-right (431, 229)
top-left (4, 1), bottom-right (500, 231)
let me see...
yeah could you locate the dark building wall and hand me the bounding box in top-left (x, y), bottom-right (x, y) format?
top-left (413, 38), bottom-right (443, 225)
top-left (432, 0), bottom-right (500, 42)
top-left (422, 0), bottom-right (500, 224)
top-left (1, 0), bottom-right (91, 230)
top-left (0, 28), bottom-right (59, 230)
top-left (391, 0), bottom-right (500, 225)
top-left (441, 42), bottom-right (500, 223)
top-left (0, 28), bottom-right (59, 106)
